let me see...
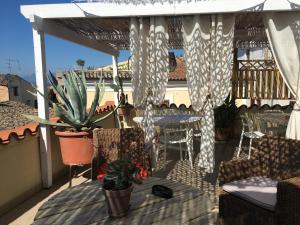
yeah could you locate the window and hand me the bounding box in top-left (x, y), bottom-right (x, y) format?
top-left (26, 100), bottom-right (31, 106)
top-left (34, 100), bottom-right (38, 109)
top-left (12, 86), bottom-right (19, 96)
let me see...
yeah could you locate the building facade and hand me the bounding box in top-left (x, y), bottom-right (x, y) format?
top-left (0, 74), bottom-right (37, 108)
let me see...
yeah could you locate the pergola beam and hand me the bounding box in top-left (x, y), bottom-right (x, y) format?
top-left (21, 0), bottom-right (300, 19)
top-left (30, 15), bottom-right (119, 56)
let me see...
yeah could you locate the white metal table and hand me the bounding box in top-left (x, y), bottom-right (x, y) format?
top-left (133, 115), bottom-right (202, 169)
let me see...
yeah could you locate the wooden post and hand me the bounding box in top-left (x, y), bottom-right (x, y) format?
top-left (31, 18), bottom-right (52, 188)
top-left (232, 47), bottom-right (238, 99)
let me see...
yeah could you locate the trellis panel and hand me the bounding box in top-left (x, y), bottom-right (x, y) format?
top-left (232, 60), bottom-right (294, 100)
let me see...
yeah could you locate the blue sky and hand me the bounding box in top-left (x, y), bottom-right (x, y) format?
top-left (0, 0), bottom-right (131, 83)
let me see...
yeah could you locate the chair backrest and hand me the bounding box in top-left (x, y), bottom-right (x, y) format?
top-left (240, 114), bottom-right (254, 132)
top-left (241, 112), bottom-right (265, 132)
top-left (253, 135), bottom-right (300, 180)
top-left (93, 128), bottom-right (151, 171)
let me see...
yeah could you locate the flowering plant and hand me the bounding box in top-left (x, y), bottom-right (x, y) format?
top-left (97, 160), bottom-right (148, 191)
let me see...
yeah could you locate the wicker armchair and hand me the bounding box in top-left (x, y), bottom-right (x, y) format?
top-left (93, 128), bottom-right (151, 172)
top-left (218, 135), bottom-right (300, 225)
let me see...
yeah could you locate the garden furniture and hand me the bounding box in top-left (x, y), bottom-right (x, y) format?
top-left (133, 114), bottom-right (202, 169)
top-left (93, 128), bottom-right (151, 172)
top-left (32, 177), bottom-right (215, 225)
top-left (237, 113), bottom-right (265, 159)
top-left (219, 135), bottom-right (300, 225)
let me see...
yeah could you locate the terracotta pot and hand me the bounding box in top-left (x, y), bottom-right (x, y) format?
top-left (103, 185), bottom-right (133, 218)
top-left (55, 131), bottom-right (94, 165)
top-left (215, 127), bottom-right (231, 141)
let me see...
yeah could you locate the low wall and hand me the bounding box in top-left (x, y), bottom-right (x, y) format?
top-left (0, 134), bottom-right (41, 215)
top-left (0, 130), bottom-right (67, 216)
top-left (51, 129), bottom-right (68, 180)
top-left (0, 110), bottom-right (117, 216)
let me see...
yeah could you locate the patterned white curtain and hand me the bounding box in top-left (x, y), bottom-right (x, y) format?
top-left (264, 12), bottom-right (300, 140)
top-left (130, 17), bottom-right (169, 143)
top-left (182, 14), bottom-right (235, 173)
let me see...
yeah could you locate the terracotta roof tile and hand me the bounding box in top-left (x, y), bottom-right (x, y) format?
top-left (0, 123), bottom-right (39, 144)
top-left (0, 101), bottom-right (55, 130)
top-left (0, 105), bottom-right (111, 144)
top-left (169, 57), bottom-right (186, 81)
top-left (83, 57), bottom-right (187, 81)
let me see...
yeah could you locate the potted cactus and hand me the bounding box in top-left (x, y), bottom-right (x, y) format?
top-left (25, 71), bottom-right (120, 165)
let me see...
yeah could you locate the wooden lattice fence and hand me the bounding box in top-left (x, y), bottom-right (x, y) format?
top-left (232, 60), bottom-right (295, 100)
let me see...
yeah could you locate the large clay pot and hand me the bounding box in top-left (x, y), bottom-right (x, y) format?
top-left (103, 185), bottom-right (133, 218)
top-left (55, 131), bottom-right (94, 165)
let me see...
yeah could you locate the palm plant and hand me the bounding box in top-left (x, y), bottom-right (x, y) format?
top-left (25, 71), bottom-right (120, 131)
top-left (76, 59), bottom-right (85, 70)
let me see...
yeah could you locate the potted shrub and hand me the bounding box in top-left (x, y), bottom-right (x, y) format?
top-left (214, 95), bottom-right (237, 141)
top-left (112, 76), bottom-right (131, 118)
top-left (98, 160), bottom-right (147, 218)
top-left (25, 71), bottom-right (120, 165)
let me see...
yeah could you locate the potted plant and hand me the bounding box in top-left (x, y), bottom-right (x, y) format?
top-left (111, 76), bottom-right (131, 118)
top-left (98, 160), bottom-right (147, 218)
top-left (24, 71), bottom-right (120, 165)
top-left (214, 95), bottom-right (237, 141)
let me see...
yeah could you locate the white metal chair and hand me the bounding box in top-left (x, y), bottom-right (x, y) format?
top-left (160, 124), bottom-right (194, 170)
top-left (237, 113), bottom-right (265, 159)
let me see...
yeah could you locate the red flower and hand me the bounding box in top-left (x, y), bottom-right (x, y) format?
top-left (97, 163), bottom-right (108, 180)
top-left (134, 173), bottom-right (142, 180)
top-left (97, 173), bottom-right (105, 180)
top-left (141, 170), bottom-right (148, 178)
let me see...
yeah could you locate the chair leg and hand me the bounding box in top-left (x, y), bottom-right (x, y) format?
top-left (237, 132), bottom-right (244, 158)
top-left (163, 133), bottom-right (167, 171)
top-left (69, 165), bottom-right (73, 188)
top-left (179, 143), bottom-right (183, 160)
top-left (248, 138), bottom-right (253, 159)
top-left (187, 128), bottom-right (193, 169)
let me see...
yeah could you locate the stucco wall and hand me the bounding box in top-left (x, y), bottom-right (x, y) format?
top-left (0, 135), bottom-right (41, 215)
top-left (0, 86), bottom-right (9, 102)
top-left (8, 76), bottom-right (36, 108)
top-left (51, 129), bottom-right (68, 180)
top-left (0, 130), bottom-right (68, 215)
top-left (87, 91), bottom-right (114, 108)
top-left (87, 87), bottom-right (192, 108)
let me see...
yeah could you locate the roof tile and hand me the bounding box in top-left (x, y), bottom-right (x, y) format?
top-left (83, 57), bottom-right (186, 81)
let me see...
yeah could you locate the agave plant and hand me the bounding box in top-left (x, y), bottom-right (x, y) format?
top-left (25, 71), bottom-right (120, 131)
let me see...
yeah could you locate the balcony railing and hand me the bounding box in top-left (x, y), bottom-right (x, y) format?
top-left (232, 60), bottom-right (294, 100)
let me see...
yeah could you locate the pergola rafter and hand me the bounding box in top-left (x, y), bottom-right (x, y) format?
top-left (51, 13), bottom-right (268, 50)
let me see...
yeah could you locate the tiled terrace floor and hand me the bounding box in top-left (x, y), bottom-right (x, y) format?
top-left (0, 139), bottom-right (241, 225)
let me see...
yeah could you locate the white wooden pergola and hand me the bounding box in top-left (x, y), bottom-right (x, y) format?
top-left (20, 0), bottom-right (300, 188)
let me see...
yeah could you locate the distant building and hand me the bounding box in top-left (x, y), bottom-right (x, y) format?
top-left (0, 74), bottom-right (37, 108)
top-left (237, 47), bottom-right (272, 61)
top-left (56, 57), bottom-right (191, 107)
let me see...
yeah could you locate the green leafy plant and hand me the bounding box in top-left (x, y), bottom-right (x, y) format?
top-left (102, 160), bottom-right (146, 191)
top-left (214, 95), bottom-right (238, 128)
top-left (24, 71), bottom-right (120, 131)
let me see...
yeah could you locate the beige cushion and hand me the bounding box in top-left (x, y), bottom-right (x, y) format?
top-left (223, 176), bottom-right (277, 211)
